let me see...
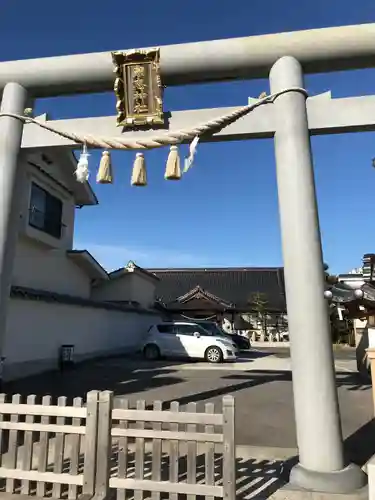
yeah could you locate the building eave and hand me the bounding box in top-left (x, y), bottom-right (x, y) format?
top-left (109, 261), bottom-right (160, 282)
top-left (67, 250), bottom-right (108, 281)
top-left (176, 285), bottom-right (233, 307)
top-left (10, 285), bottom-right (158, 314)
top-left (26, 148), bottom-right (98, 207)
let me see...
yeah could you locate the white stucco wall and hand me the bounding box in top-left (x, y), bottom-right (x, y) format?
top-left (3, 298), bottom-right (160, 381)
top-left (131, 274), bottom-right (156, 308)
top-left (17, 156), bottom-right (76, 250)
top-left (92, 275), bottom-right (132, 302)
top-left (12, 236), bottom-right (91, 298)
top-left (92, 273), bottom-right (156, 308)
top-left (10, 153), bottom-right (92, 297)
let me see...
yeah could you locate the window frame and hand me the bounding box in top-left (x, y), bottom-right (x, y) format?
top-left (175, 324), bottom-right (208, 337)
top-left (28, 182), bottom-right (64, 240)
top-left (156, 324), bottom-right (176, 335)
top-left (197, 322), bottom-right (226, 337)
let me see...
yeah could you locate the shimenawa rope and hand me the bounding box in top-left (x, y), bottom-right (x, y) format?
top-left (0, 86), bottom-right (308, 184)
top-left (0, 87), bottom-right (308, 151)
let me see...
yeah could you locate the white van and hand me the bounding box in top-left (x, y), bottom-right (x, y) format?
top-left (142, 322), bottom-right (237, 363)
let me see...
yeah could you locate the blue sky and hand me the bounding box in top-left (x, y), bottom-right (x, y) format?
top-left (1, 0), bottom-right (375, 273)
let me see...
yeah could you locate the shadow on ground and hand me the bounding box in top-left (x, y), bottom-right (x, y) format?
top-left (0, 442), bottom-right (296, 500)
top-left (160, 369), bottom-right (371, 407)
top-left (0, 353), bottom-right (373, 497)
top-left (2, 351), bottom-right (371, 402)
top-left (234, 454), bottom-right (297, 499)
top-left (344, 418), bottom-right (375, 466)
top-left (2, 355), bottom-right (187, 399)
top-left (106, 445), bottom-right (295, 500)
top-left (237, 350), bottom-right (275, 360)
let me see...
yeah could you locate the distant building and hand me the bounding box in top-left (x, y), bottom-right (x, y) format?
top-left (327, 255), bottom-right (375, 378)
top-left (148, 267), bottom-right (287, 330)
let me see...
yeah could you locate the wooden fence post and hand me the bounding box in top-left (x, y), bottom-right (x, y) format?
top-left (222, 395), bottom-right (236, 500)
top-left (83, 390), bottom-right (99, 497)
top-left (95, 391), bottom-right (113, 499)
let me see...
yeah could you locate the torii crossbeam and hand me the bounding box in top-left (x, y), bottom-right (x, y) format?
top-left (1, 23), bottom-right (374, 495)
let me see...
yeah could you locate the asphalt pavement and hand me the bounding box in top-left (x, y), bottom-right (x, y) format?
top-left (2, 345), bottom-right (372, 466)
top-left (255, 345), bottom-right (356, 360)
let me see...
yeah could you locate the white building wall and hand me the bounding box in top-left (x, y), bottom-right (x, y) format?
top-left (12, 237), bottom-right (91, 298)
top-left (10, 153), bottom-right (92, 297)
top-left (17, 156), bottom-right (76, 250)
top-left (92, 274), bottom-right (156, 308)
top-left (92, 275), bottom-right (133, 302)
top-left (3, 298), bottom-right (160, 381)
top-left (131, 275), bottom-right (156, 308)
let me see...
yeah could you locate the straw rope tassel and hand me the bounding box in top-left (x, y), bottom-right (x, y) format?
top-left (97, 150), bottom-right (113, 184)
top-left (164, 145), bottom-right (181, 180)
top-left (75, 143), bottom-right (89, 183)
top-left (131, 153), bottom-right (147, 186)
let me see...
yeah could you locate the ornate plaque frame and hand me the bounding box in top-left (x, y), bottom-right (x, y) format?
top-left (112, 48), bottom-right (164, 128)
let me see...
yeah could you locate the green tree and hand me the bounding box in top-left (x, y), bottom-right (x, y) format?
top-left (249, 292), bottom-right (269, 338)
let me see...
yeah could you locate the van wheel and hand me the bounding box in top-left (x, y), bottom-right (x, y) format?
top-left (205, 346), bottom-right (223, 364)
top-left (143, 344), bottom-right (160, 361)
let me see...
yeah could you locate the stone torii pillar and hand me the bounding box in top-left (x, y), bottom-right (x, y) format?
top-left (0, 83), bottom-right (28, 384)
top-left (270, 56), bottom-right (365, 493)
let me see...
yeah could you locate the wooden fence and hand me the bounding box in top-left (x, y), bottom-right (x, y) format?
top-left (0, 391), bottom-right (99, 499)
top-left (0, 391), bottom-right (236, 500)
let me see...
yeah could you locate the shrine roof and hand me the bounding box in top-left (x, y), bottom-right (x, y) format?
top-left (146, 267), bottom-right (286, 312)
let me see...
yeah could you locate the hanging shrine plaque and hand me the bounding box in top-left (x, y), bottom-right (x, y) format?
top-left (112, 48), bottom-right (164, 128)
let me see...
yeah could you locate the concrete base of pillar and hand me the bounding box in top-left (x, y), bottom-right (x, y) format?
top-left (289, 463), bottom-right (367, 494)
top-left (270, 484), bottom-right (368, 499)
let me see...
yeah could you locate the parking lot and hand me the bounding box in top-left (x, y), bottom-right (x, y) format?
top-left (3, 347), bottom-right (374, 465)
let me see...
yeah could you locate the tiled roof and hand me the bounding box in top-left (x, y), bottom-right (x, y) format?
top-left (109, 261), bottom-right (159, 281)
top-left (10, 285), bottom-right (158, 315)
top-left (328, 282), bottom-right (375, 305)
top-left (147, 267), bottom-right (286, 312)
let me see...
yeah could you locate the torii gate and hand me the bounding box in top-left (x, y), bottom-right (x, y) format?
top-left (0, 23), bottom-right (374, 494)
